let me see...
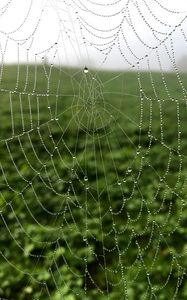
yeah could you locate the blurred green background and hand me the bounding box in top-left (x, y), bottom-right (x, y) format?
top-left (0, 65), bottom-right (187, 299)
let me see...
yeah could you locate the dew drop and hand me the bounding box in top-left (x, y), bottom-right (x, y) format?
top-left (84, 66), bottom-right (88, 74)
top-left (84, 176), bottom-right (88, 182)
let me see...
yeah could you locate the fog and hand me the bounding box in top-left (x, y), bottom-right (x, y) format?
top-left (1, 0), bottom-right (187, 71)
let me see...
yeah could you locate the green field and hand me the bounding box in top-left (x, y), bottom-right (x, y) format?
top-left (0, 64), bottom-right (187, 299)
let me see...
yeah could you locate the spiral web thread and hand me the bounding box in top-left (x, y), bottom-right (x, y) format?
top-left (0, 0), bottom-right (187, 299)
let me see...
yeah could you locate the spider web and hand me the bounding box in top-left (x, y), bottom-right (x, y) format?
top-left (0, 0), bottom-right (187, 299)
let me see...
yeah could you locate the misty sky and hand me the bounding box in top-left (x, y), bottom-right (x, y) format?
top-left (0, 0), bottom-right (187, 71)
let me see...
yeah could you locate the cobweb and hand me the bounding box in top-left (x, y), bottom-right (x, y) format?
top-left (0, 0), bottom-right (187, 299)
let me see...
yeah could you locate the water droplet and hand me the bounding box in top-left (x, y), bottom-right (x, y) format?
top-left (84, 66), bottom-right (88, 74)
top-left (84, 176), bottom-right (88, 182)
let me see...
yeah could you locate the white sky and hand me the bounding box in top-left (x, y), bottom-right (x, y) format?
top-left (0, 0), bottom-right (187, 70)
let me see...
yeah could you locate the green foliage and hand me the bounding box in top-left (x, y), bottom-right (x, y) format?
top-left (0, 65), bottom-right (187, 299)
